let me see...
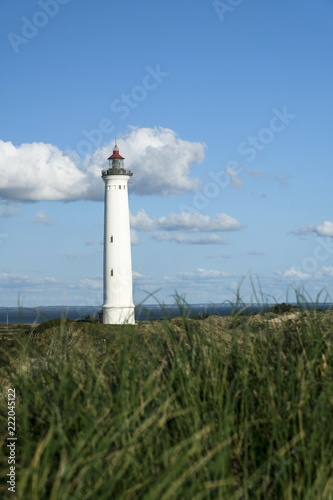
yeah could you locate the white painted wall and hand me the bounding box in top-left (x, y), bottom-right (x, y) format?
top-left (102, 173), bottom-right (135, 324)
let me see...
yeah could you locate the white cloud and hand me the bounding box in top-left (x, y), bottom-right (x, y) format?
top-left (117, 127), bottom-right (205, 195)
top-left (0, 127), bottom-right (205, 201)
top-left (0, 141), bottom-right (87, 201)
top-left (291, 221), bottom-right (333, 237)
top-left (157, 212), bottom-right (242, 232)
top-left (129, 210), bottom-right (242, 244)
top-left (314, 221), bottom-right (333, 237)
top-left (152, 232), bottom-right (227, 244)
top-left (130, 210), bottom-right (242, 233)
top-left (130, 209), bottom-right (155, 231)
top-left (226, 166), bottom-right (244, 189)
top-left (34, 210), bottom-right (56, 226)
top-left (130, 229), bottom-right (140, 245)
top-left (178, 268), bottom-right (232, 280)
top-left (282, 267), bottom-right (310, 280)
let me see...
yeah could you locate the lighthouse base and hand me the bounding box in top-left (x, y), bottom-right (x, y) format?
top-left (102, 306), bottom-right (135, 325)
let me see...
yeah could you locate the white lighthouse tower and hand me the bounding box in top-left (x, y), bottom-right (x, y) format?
top-left (101, 145), bottom-right (135, 324)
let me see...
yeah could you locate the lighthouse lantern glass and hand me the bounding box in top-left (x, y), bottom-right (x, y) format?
top-left (109, 157), bottom-right (124, 169)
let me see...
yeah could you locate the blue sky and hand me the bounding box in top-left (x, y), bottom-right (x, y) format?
top-left (1, 0), bottom-right (333, 307)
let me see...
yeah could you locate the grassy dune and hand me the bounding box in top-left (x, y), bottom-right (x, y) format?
top-left (1, 305), bottom-right (333, 499)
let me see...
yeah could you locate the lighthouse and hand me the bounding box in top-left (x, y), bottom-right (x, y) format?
top-left (101, 145), bottom-right (135, 324)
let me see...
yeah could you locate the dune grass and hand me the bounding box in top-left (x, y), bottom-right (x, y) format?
top-left (1, 302), bottom-right (333, 499)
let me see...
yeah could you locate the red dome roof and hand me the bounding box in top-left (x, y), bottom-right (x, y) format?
top-left (108, 145), bottom-right (124, 160)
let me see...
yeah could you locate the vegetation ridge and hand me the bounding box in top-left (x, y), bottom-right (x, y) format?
top-left (1, 305), bottom-right (333, 499)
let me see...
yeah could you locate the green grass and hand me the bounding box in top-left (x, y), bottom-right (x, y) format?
top-left (1, 304), bottom-right (333, 499)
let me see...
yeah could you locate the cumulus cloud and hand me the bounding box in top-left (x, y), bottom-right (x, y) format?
top-left (282, 267), bottom-right (310, 280)
top-left (130, 209), bottom-right (155, 231)
top-left (157, 212), bottom-right (242, 232)
top-left (0, 127), bottom-right (205, 201)
top-left (291, 221), bottom-right (333, 237)
top-left (178, 268), bottom-right (232, 280)
top-left (117, 127), bottom-right (205, 195)
top-left (129, 209), bottom-right (242, 244)
top-left (0, 141), bottom-right (87, 201)
top-left (152, 232), bottom-right (227, 245)
top-left (130, 209), bottom-right (242, 233)
top-left (309, 221), bottom-right (333, 237)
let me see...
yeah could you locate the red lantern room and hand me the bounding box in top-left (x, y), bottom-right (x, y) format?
top-left (107, 145), bottom-right (125, 169)
top-left (102, 144), bottom-right (133, 177)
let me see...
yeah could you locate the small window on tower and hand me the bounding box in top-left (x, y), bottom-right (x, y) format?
top-left (110, 269), bottom-right (113, 276)
top-left (119, 185), bottom-right (121, 189)
top-left (124, 185), bottom-right (126, 190)
top-left (110, 236), bottom-right (113, 243)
